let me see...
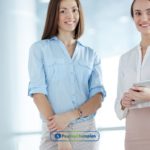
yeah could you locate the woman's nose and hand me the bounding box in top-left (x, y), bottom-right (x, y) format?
top-left (141, 13), bottom-right (149, 21)
top-left (66, 10), bottom-right (74, 19)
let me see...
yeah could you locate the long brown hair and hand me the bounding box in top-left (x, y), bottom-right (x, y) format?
top-left (42, 0), bottom-right (84, 40)
top-left (130, 0), bottom-right (136, 18)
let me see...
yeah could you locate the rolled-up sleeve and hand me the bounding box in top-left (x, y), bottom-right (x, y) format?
top-left (88, 53), bottom-right (106, 100)
top-left (28, 43), bottom-right (48, 97)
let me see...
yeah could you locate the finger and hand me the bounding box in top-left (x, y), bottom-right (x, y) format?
top-left (128, 90), bottom-right (140, 100)
top-left (48, 122), bottom-right (57, 129)
top-left (48, 125), bottom-right (57, 131)
top-left (50, 127), bottom-right (58, 132)
top-left (47, 121), bottom-right (55, 127)
top-left (123, 101), bottom-right (130, 106)
top-left (47, 119), bottom-right (55, 126)
top-left (57, 127), bottom-right (64, 131)
top-left (125, 91), bottom-right (136, 100)
top-left (123, 96), bottom-right (131, 102)
top-left (124, 92), bottom-right (133, 98)
top-left (47, 120), bottom-right (54, 126)
top-left (124, 91), bottom-right (129, 95)
top-left (132, 86), bottom-right (144, 92)
top-left (123, 99), bottom-right (132, 105)
top-left (128, 88), bottom-right (136, 93)
top-left (48, 116), bottom-right (54, 120)
top-left (123, 102), bottom-right (132, 107)
top-left (124, 95), bottom-right (130, 99)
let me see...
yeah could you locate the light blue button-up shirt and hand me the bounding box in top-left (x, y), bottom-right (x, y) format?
top-left (28, 36), bottom-right (106, 123)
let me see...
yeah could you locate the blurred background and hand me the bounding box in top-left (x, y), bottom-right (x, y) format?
top-left (0, 0), bottom-right (140, 149)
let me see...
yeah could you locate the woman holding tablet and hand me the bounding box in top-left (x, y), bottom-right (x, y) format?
top-left (129, 86), bottom-right (150, 102)
top-left (115, 0), bottom-right (150, 149)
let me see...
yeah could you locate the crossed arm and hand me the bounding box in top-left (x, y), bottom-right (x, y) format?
top-left (33, 93), bottom-right (103, 131)
top-left (33, 93), bottom-right (102, 150)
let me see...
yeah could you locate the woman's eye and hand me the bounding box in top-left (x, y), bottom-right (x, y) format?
top-left (60, 10), bottom-right (65, 13)
top-left (135, 11), bottom-right (141, 16)
top-left (73, 8), bottom-right (78, 13)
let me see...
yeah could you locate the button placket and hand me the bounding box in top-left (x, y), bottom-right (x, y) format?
top-left (70, 64), bottom-right (77, 108)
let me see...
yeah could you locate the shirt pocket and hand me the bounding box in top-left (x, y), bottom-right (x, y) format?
top-left (47, 59), bottom-right (69, 83)
top-left (77, 60), bottom-right (93, 82)
top-left (53, 59), bottom-right (70, 81)
top-left (78, 60), bottom-right (93, 70)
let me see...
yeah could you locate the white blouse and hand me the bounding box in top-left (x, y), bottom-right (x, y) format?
top-left (115, 45), bottom-right (150, 120)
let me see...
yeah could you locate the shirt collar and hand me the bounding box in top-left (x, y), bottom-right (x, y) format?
top-left (50, 36), bottom-right (81, 61)
top-left (50, 36), bottom-right (58, 41)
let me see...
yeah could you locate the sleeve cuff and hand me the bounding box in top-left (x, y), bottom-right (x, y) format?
top-left (118, 108), bottom-right (128, 120)
top-left (115, 103), bottom-right (128, 120)
top-left (89, 86), bottom-right (106, 100)
top-left (28, 87), bottom-right (48, 97)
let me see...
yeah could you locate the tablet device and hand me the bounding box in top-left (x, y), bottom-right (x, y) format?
top-left (133, 80), bottom-right (150, 87)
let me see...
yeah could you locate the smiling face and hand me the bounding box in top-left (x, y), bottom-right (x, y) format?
top-left (132, 0), bottom-right (150, 35)
top-left (58, 0), bottom-right (79, 36)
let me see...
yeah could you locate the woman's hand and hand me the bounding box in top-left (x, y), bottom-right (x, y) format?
top-left (47, 113), bottom-right (71, 131)
top-left (57, 140), bottom-right (72, 150)
top-left (121, 92), bottom-right (134, 109)
top-left (47, 110), bottom-right (78, 131)
top-left (129, 86), bottom-right (150, 102)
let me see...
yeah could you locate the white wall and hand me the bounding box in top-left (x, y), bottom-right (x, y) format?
top-left (0, 0), bottom-right (36, 149)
